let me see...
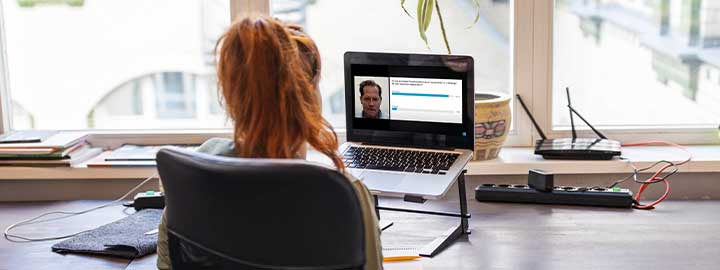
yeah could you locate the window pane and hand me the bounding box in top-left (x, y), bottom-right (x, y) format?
top-left (3, 0), bottom-right (230, 130)
top-left (554, 0), bottom-right (720, 129)
top-left (272, 0), bottom-right (513, 128)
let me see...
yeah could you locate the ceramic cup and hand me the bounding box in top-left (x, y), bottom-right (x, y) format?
top-left (474, 93), bottom-right (511, 160)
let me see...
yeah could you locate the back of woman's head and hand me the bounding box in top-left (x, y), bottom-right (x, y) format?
top-left (215, 16), bottom-right (343, 169)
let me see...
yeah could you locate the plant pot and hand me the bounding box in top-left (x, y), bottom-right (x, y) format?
top-left (474, 93), bottom-right (511, 160)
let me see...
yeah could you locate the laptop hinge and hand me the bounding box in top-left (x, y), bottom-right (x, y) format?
top-left (361, 142), bottom-right (455, 151)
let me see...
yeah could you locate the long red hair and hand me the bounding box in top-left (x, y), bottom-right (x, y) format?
top-left (215, 16), bottom-right (344, 170)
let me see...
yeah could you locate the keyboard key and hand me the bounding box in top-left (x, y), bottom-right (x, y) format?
top-left (344, 147), bottom-right (459, 174)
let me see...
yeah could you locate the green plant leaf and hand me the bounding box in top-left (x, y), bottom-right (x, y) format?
top-left (421, 0), bottom-right (434, 32)
top-left (400, 0), bottom-right (413, 18)
top-left (468, 0), bottom-right (481, 28)
top-left (417, 0), bottom-right (435, 48)
top-left (435, 0), bottom-right (451, 54)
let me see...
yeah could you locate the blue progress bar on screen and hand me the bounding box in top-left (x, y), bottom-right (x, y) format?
top-left (391, 92), bottom-right (449, 97)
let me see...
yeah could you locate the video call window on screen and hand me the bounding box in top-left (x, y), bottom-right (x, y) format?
top-left (354, 76), bottom-right (390, 119)
top-left (354, 76), bottom-right (462, 124)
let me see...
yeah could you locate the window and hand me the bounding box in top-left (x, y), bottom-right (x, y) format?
top-left (270, 0), bottom-right (514, 130)
top-left (0, 0), bottom-right (230, 130)
top-left (88, 72), bottom-right (224, 129)
top-left (0, 0), bottom-right (715, 145)
top-left (10, 101), bottom-right (33, 130)
top-left (553, 0), bottom-right (720, 132)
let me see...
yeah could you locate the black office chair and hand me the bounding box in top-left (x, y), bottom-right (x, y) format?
top-left (156, 147), bottom-right (366, 270)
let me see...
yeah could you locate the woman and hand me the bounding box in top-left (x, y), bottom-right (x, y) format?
top-left (156, 17), bottom-right (383, 269)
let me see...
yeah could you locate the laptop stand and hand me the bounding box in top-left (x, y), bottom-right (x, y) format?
top-left (373, 170), bottom-right (471, 257)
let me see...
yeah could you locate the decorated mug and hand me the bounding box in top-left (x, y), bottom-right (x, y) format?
top-left (474, 93), bottom-right (511, 160)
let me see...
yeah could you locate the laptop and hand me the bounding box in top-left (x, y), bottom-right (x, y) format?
top-left (340, 52), bottom-right (475, 199)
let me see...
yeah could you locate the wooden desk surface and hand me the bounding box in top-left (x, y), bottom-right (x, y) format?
top-left (2, 194), bottom-right (720, 270)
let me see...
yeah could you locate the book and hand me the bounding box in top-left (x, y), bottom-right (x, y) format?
top-left (0, 142), bottom-right (87, 159)
top-left (104, 144), bottom-right (199, 162)
top-left (0, 130), bottom-right (57, 144)
top-left (87, 145), bottom-right (198, 167)
top-left (0, 145), bottom-right (102, 167)
top-left (86, 151), bottom-right (157, 167)
top-left (0, 132), bottom-right (88, 154)
top-left (104, 145), bottom-right (166, 161)
top-left (0, 147), bottom-right (63, 155)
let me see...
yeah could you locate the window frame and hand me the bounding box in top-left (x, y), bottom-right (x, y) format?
top-left (0, 2), bottom-right (10, 134)
top-left (0, 0), bottom-right (715, 148)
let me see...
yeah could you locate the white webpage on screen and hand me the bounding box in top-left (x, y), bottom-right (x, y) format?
top-left (389, 77), bottom-right (463, 123)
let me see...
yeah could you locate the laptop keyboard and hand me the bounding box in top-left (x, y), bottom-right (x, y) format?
top-left (342, 146), bottom-right (459, 175)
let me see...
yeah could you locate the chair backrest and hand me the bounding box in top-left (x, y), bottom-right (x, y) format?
top-left (156, 147), bottom-right (365, 270)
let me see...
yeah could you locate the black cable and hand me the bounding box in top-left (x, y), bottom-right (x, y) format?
top-left (608, 159), bottom-right (678, 188)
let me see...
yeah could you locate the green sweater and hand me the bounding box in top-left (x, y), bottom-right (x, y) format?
top-left (156, 138), bottom-right (383, 270)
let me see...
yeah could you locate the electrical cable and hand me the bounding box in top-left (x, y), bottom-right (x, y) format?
top-left (609, 160), bottom-right (678, 188)
top-left (3, 175), bottom-right (157, 242)
top-left (614, 141), bottom-right (691, 210)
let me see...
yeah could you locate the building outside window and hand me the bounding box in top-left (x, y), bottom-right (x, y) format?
top-left (1, 0), bottom-right (230, 130)
top-left (554, 0), bottom-right (720, 130)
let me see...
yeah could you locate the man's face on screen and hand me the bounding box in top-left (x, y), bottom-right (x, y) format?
top-left (361, 86), bottom-right (382, 118)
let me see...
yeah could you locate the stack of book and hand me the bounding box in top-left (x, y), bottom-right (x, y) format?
top-left (0, 131), bottom-right (102, 167)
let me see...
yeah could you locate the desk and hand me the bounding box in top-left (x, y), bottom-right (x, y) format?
top-left (2, 193), bottom-right (720, 270)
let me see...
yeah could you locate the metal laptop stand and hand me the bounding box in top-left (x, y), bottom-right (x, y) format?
top-left (373, 170), bottom-right (471, 257)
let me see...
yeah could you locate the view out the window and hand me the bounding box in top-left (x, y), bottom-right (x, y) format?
top-left (3, 0), bottom-right (230, 130)
top-left (272, 0), bottom-right (512, 127)
top-left (554, 0), bottom-right (720, 129)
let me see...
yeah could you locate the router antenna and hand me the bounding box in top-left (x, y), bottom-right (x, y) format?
top-left (515, 94), bottom-right (547, 140)
top-left (566, 87), bottom-right (578, 139)
top-left (568, 106), bottom-right (609, 139)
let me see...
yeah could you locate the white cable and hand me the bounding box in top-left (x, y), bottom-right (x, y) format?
top-left (3, 175), bottom-right (157, 242)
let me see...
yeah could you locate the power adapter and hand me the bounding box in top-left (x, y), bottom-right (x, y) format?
top-left (123, 190), bottom-right (165, 210)
top-left (528, 169), bottom-right (554, 192)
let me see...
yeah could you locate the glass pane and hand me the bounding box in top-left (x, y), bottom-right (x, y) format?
top-left (554, 0), bottom-right (720, 129)
top-left (3, 0), bottom-right (230, 130)
top-left (272, 0), bottom-right (513, 128)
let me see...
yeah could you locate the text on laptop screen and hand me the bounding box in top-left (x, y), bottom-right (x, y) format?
top-left (392, 77), bottom-right (461, 123)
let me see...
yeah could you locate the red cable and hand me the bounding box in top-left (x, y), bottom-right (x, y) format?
top-left (633, 167), bottom-right (671, 209)
top-left (620, 141), bottom-right (692, 210)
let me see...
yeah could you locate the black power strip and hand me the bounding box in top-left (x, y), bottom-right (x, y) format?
top-left (475, 184), bottom-right (634, 208)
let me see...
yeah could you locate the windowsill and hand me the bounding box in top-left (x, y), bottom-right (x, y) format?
top-left (0, 145), bottom-right (718, 180)
top-left (466, 145), bottom-right (720, 175)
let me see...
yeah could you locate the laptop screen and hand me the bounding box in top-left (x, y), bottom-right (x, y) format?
top-left (344, 52), bottom-right (474, 150)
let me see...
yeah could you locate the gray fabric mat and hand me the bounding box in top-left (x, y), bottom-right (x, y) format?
top-left (52, 209), bottom-right (162, 259)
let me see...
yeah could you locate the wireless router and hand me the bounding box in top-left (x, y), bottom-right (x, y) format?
top-left (515, 88), bottom-right (621, 160)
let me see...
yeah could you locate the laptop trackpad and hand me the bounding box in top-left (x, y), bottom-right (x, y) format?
top-left (361, 171), bottom-right (404, 191)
